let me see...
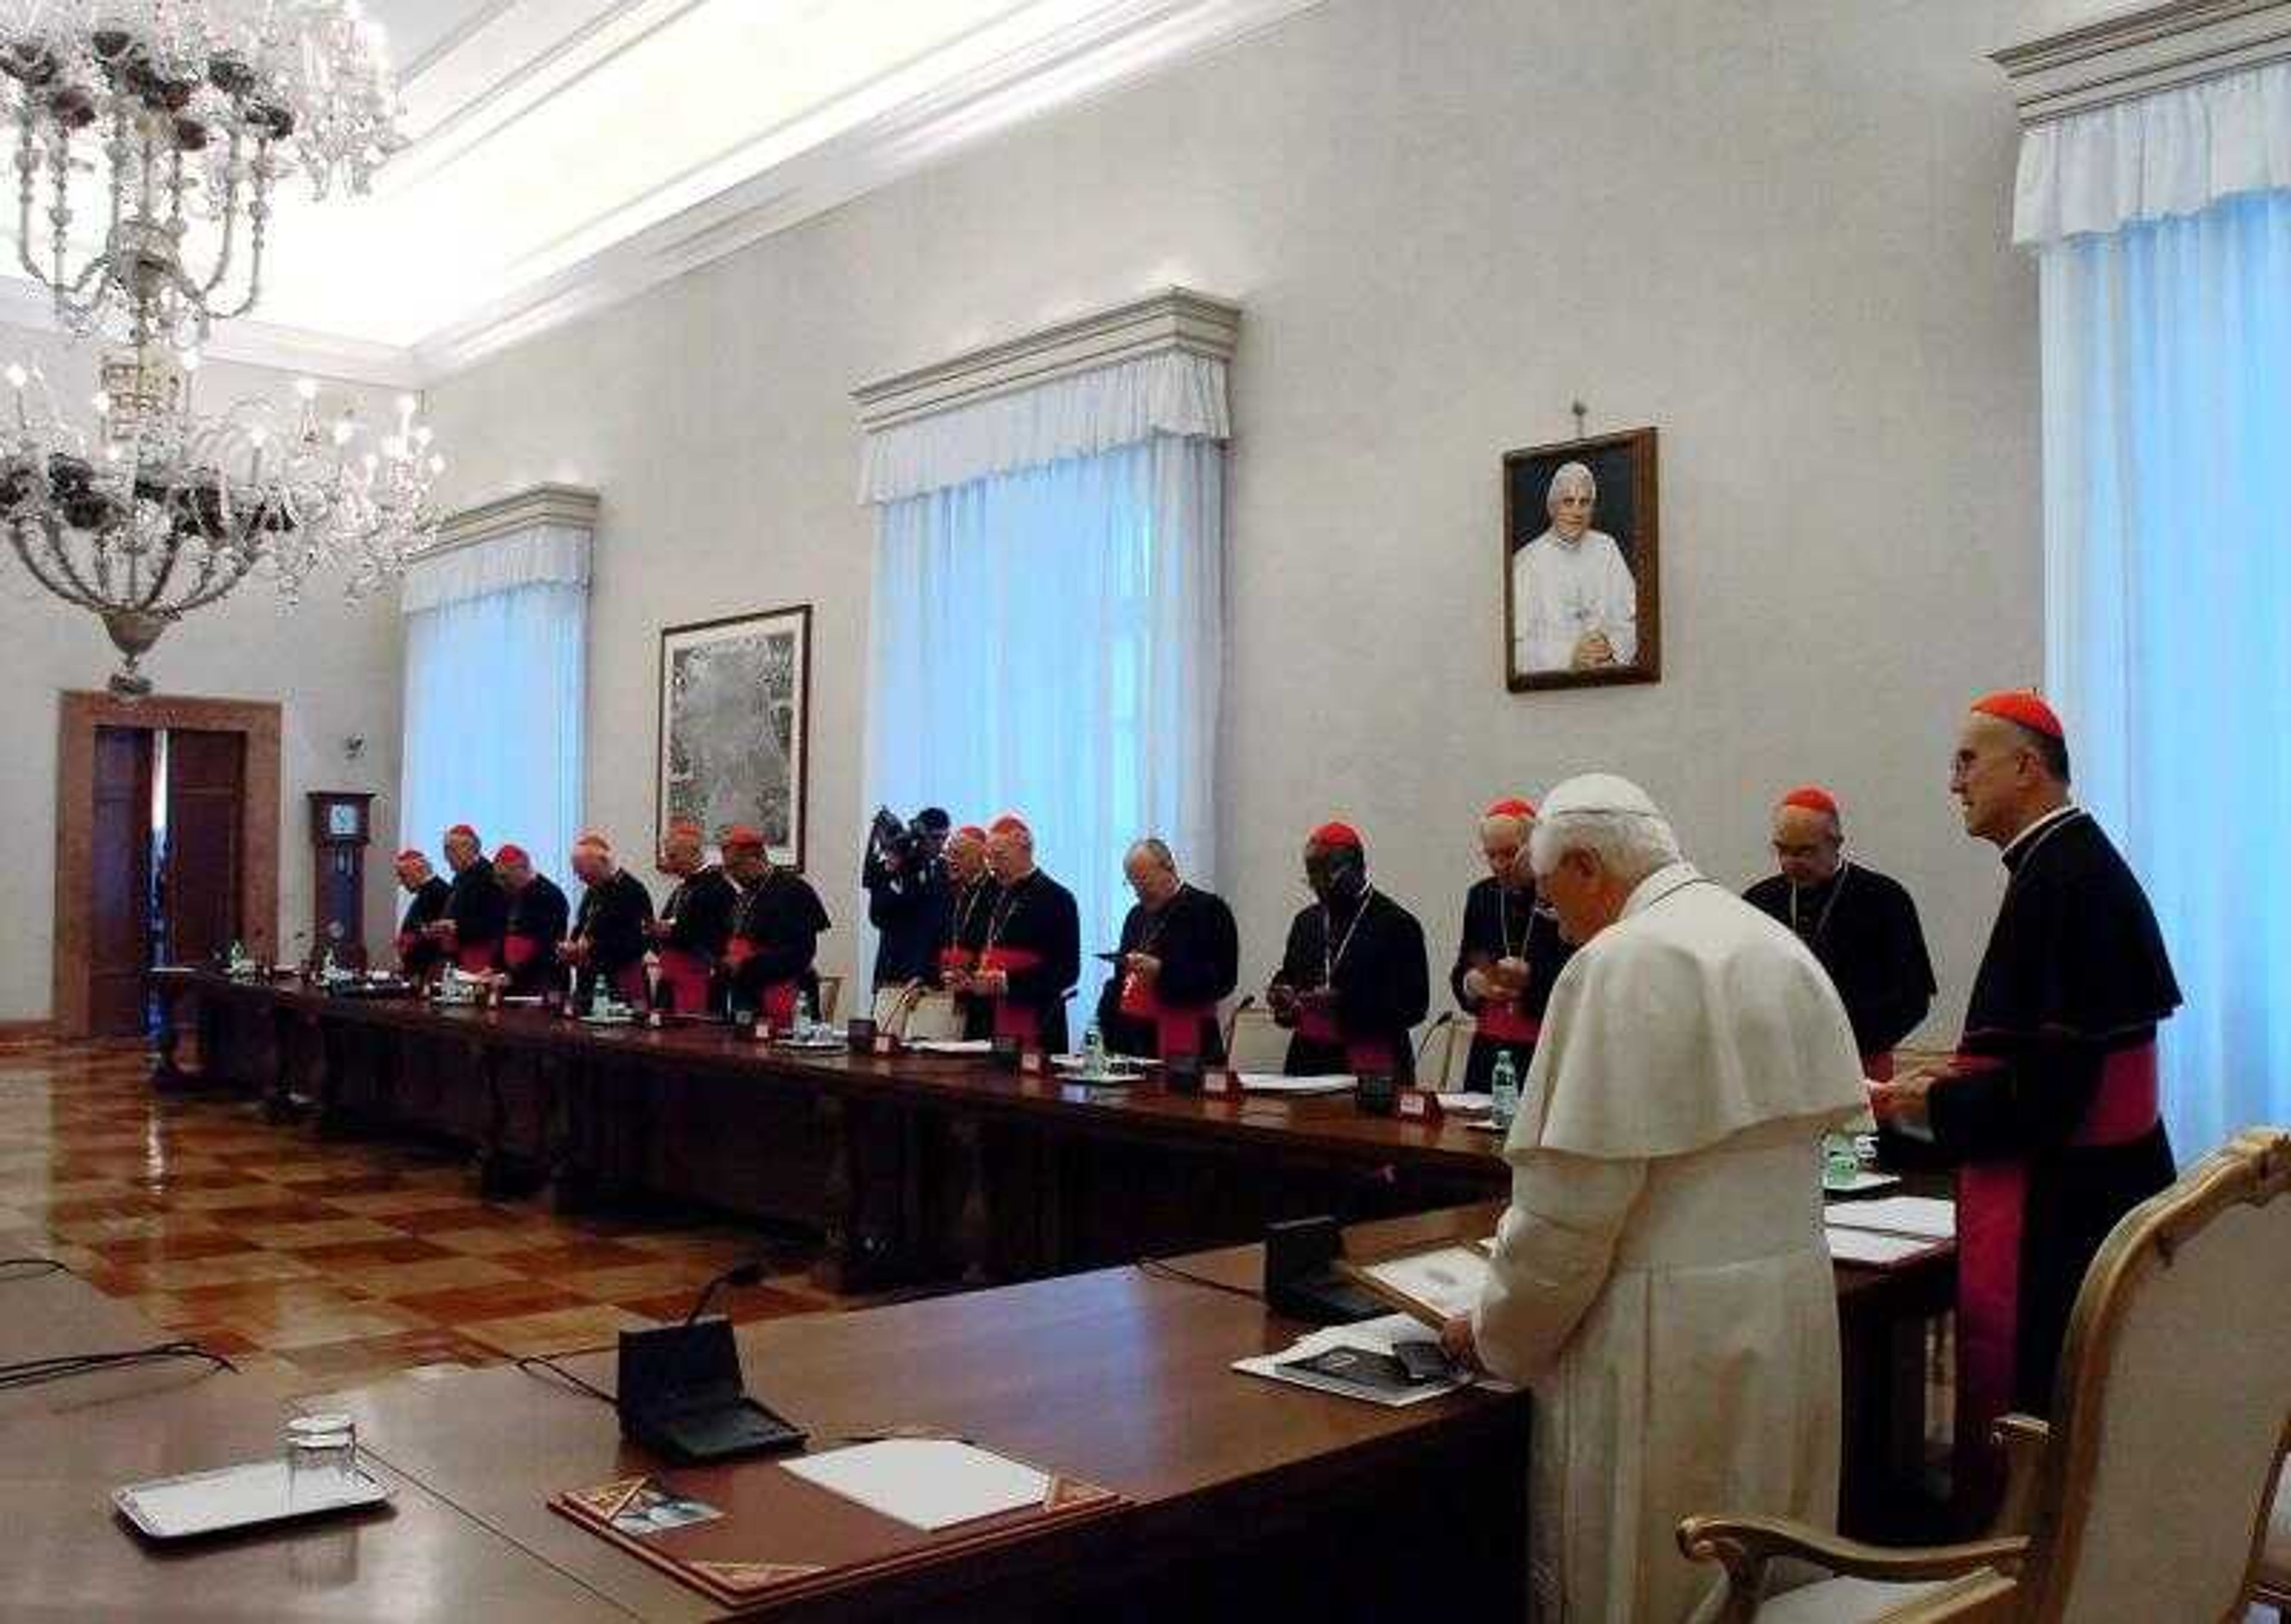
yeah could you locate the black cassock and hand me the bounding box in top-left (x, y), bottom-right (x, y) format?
top-left (1448, 878), bottom-right (1574, 1091)
top-left (1923, 808), bottom-right (2179, 1498)
top-left (727, 870), bottom-right (832, 1025)
top-left (974, 871), bottom-right (1080, 1053)
top-left (572, 870), bottom-right (654, 1005)
top-left (500, 874), bottom-right (570, 995)
top-left (1092, 884), bottom-right (1240, 1060)
top-left (443, 857), bottom-right (509, 971)
top-left (656, 866), bottom-right (738, 1014)
top-left (394, 876), bottom-right (451, 976)
top-left (939, 880), bottom-right (998, 1038)
top-left (1743, 860), bottom-right (1935, 1073)
top-left (1273, 887), bottom-right (1430, 1084)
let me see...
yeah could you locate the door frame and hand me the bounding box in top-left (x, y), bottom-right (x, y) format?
top-left (54, 691), bottom-right (280, 1039)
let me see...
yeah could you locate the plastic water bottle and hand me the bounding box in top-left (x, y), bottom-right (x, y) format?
top-left (1084, 1020), bottom-right (1107, 1075)
top-left (1490, 1049), bottom-right (1520, 1129)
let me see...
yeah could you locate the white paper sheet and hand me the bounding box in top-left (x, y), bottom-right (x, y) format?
top-left (780, 1439), bottom-right (1049, 1532)
top-left (1824, 1228), bottom-right (1943, 1267)
top-left (1358, 1245), bottom-right (1491, 1320)
top-left (907, 1039), bottom-right (995, 1055)
top-left (1432, 1091), bottom-right (1494, 1114)
top-left (1237, 1073), bottom-right (1355, 1095)
top-left (1823, 1195), bottom-right (1956, 1240)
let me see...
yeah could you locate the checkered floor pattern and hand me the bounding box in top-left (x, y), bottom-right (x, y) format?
top-left (0, 1036), bottom-right (850, 1393)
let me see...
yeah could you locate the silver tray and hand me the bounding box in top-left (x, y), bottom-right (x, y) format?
top-left (114, 1459), bottom-right (393, 1541)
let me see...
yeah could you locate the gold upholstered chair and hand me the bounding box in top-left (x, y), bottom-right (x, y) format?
top-left (2256, 1476), bottom-right (2290, 1619)
top-left (1676, 1126), bottom-right (2291, 1622)
top-left (1222, 1004), bottom-right (1291, 1073)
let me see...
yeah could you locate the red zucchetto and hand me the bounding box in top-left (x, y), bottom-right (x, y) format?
top-left (1971, 690), bottom-right (2064, 740)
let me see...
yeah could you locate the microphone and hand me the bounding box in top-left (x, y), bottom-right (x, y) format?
top-left (1413, 1010), bottom-right (1455, 1064)
top-left (682, 1260), bottom-right (765, 1328)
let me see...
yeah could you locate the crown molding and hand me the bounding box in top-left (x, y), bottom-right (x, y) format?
top-left (1994, 0), bottom-right (2291, 122)
top-left (851, 287), bottom-right (1240, 432)
top-left (429, 483), bottom-right (602, 553)
top-left (409, 0), bottom-right (1320, 381)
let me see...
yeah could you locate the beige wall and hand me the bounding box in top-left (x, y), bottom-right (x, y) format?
top-left (0, 325), bottom-right (407, 1020)
top-left (425, 0), bottom-right (2049, 1039)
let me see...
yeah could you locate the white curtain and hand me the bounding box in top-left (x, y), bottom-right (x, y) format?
top-left (2024, 66), bottom-right (2291, 1153)
top-left (863, 382), bottom-right (1225, 1017)
top-left (398, 527), bottom-right (589, 882)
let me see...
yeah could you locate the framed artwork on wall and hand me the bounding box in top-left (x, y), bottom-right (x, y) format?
top-left (1502, 427), bottom-right (1660, 692)
top-left (656, 603), bottom-right (812, 870)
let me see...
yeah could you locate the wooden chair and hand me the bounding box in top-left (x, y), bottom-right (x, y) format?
top-left (1223, 1005), bottom-right (1290, 1073)
top-left (1416, 1014), bottom-right (1476, 1092)
top-left (1676, 1126), bottom-right (2291, 1622)
top-left (899, 990), bottom-right (964, 1042)
top-left (2256, 1476), bottom-right (2289, 1619)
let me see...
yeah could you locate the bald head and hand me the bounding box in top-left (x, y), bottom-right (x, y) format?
top-left (570, 837), bottom-right (616, 885)
top-left (986, 822), bottom-right (1035, 885)
top-left (1123, 839), bottom-right (1181, 907)
top-left (657, 824), bottom-right (703, 876)
top-left (1771, 801), bottom-right (1843, 888)
top-left (1478, 810), bottom-right (1533, 890)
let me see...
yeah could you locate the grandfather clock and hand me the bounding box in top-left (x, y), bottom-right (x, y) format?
top-left (308, 791), bottom-right (375, 970)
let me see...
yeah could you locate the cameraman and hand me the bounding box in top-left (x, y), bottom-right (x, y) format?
top-left (863, 805), bottom-right (952, 989)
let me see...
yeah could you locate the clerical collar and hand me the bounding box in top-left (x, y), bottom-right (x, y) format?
top-left (1620, 862), bottom-right (1706, 920)
top-left (2001, 804), bottom-right (2082, 869)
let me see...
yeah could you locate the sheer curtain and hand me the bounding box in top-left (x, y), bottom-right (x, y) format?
top-left (861, 352), bottom-right (1228, 1017)
top-left (398, 526), bottom-right (589, 878)
top-left (2021, 64), bottom-right (2291, 1153)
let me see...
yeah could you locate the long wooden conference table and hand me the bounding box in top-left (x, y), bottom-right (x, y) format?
top-left (153, 968), bottom-right (1512, 1289)
top-left (3, 1198), bottom-right (1946, 1619)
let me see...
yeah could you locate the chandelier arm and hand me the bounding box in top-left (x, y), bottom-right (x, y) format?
top-left (213, 152), bottom-right (273, 320)
top-left (169, 546), bottom-right (262, 613)
top-left (14, 115), bottom-right (55, 294)
top-left (197, 131), bottom-right (245, 298)
top-left (9, 516), bottom-right (104, 611)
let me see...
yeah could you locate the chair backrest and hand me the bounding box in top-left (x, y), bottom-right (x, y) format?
top-left (1416, 1015), bottom-right (1475, 1092)
top-left (900, 991), bottom-right (964, 1042)
top-left (869, 984), bottom-right (910, 1029)
top-left (1224, 1005), bottom-right (1290, 1073)
top-left (2021, 1128), bottom-right (2291, 1623)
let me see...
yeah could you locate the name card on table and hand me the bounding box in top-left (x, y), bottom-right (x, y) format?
top-left (1020, 1050), bottom-right (1046, 1076)
top-left (1202, 1068), bottom-right (1234, 1097)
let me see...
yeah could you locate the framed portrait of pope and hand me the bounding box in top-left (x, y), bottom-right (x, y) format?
top-left (1501, 427), bottom-right (1660, 692)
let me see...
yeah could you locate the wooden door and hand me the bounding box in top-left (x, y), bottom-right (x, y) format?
top-left (162, 729), bottom-right (246, 969)
top-left (87, 727), bottom-right (155, 1037)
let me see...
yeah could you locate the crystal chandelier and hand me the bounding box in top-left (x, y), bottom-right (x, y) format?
top-left (0, 1), bottom-right (441, 694)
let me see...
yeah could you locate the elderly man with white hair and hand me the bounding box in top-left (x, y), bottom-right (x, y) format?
top-left (1442, 773), bottom-right (1867, 1623)
top-left (1511, 461), bottom-right (1639, 674)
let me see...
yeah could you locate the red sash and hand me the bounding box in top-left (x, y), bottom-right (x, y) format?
top-left (503, 934), bottom-right (541, 970)
top-left (1861, 1050), bottom-right (1895, 1083)
top-left (980, 947), bottom-right (1043, 1045)
top-left (455, 941), bottom-right (496, 975)
top-left (727, 938), bottom-right (799, 1030)
top-left (656, 947), bottom-right (714, 1014)
top-left (1119, 974), bottom-right (1214, 1058)
top-left (1475, 999), bottom-right (1541, 1045)
top-left (394, 930), bottom-right (417, 966)
top-left (1953, 1042), bottom-right (2159, 1494)
top-left (1297, 1005), bottom-right (1395, 1075)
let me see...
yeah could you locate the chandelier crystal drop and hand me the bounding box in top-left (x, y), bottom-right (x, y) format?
top-left (0, 1), bottom-right (439, 695)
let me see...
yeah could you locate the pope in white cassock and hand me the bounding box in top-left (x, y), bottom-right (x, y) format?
top-left (1512, 461), bottom-right (1638, 675)
top-left (1443, 774), bottom-right (1867, 1622)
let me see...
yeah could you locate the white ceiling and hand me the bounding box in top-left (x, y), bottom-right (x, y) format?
top-left (0, 0), bottom-right (1322, 385)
